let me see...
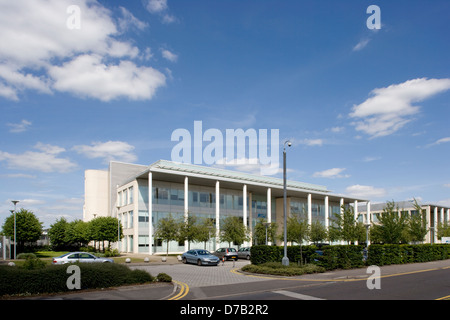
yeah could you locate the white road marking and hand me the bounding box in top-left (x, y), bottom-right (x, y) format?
top-left (273, 290), bottom-right (325, 300)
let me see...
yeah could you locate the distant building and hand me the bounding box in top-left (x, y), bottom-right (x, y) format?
top-left (83, 160), bottom-right (369, 254)
top-left (358, 200), bottom-right (450, 244)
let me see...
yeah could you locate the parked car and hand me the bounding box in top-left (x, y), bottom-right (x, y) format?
top-left (237, 247), bottom-right (251, 260)
top-left (52, 252), bottom-right (114, 264)
top-left (181, 249), bottom-right (220, 266)
top-left (213, 247), bottom-right (238, 261)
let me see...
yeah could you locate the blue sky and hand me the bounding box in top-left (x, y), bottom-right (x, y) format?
top-left (0, 0), bottom-right (449, 227)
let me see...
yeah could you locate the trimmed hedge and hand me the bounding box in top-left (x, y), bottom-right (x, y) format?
top-left (367, 244), bottom-right (450, 266)
top-left (251, 244), bottom-right (450, 271)
top-left (0, 262), bottom-right (154, 296)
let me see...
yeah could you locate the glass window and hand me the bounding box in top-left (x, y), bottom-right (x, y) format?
top-left (129, 186), bottom-right (133, 204)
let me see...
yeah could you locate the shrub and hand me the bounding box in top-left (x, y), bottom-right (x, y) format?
top-left (156, 273), bottom-right (172, 282)
top-left (21, 257), bottom-right (46, 270)
top-left (17, 253), bottom-right (37, 260)
top-left (241, 262), bottom-right (325, 276)
top-left (0, 263), bottom-right (156, 296)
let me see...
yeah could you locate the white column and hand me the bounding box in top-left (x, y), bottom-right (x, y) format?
top-left (440, 207), bottom-right (444, 225)
top-left (184, 176), bottom-right (189, 249)
top-left (307, 193), bottom-right (312, 226)
top-left (243, 184), bottom-right (248, 246)
top-left (215, 181), bottom-right (220, 250)
top-left (324, 196), bottom-right (329, 229)
top-left (447, 208), bottom-right (450, 224)
top-left (267, 187), bottom-right (272, 245)
top-left (340, 198), bottom-right (344, 214)
top-left (434, 207), bottom-right (438, 243)
top-left (148, 171), bottom-right (153, 255)
top-left (367, 201), bottom-right (371, 225)
top-left (354, 200), bottom-right (358, 221)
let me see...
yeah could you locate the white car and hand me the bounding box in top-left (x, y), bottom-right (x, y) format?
top-left (52, 252), bottom-right (114, 264)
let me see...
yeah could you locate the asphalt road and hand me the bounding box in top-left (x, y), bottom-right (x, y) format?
top-left (131, 259), bottom-right (450, 300)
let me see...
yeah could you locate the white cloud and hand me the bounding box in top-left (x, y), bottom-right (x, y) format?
top-left (313, 168), bottom-right (350, 179)
top-left (426, 137), bottom-right (450, 147)
top-left (298, 138), bottom-right (324, 147)
top-left (49, 54), bottom-right (165, 101)
top-left (7, 119), bottom-right (32, 133)
top-left (349, 78), bottom-right (450, 138)
top-left (345, 184), bottom-right (387, 199)
top-left (0, 0), bottom-right (166, 102)
top-left (161, 49), bottom-right (178, 62)
top-left (0, 143), bottom-right (77, 173)
top-left (73, 141), bottom-right (137, 163)
top-left (145, 0), bottom-right (177, 24)
top-left (145, 0), bottom-right (168, 13)
top-left (353, 38), bottom-right (370, 51)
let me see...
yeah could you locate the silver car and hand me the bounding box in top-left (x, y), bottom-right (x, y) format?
top-left (52, 252), bottom-right (114, 264)
top-left (181, 249), bottom-right (220, 266)
top-left (237, 247), bottom-right (251, 260)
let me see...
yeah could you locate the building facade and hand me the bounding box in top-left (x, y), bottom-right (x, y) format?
top-left (83, 160), bottom-right (370, 254)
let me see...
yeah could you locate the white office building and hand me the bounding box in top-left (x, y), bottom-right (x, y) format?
top-left (83, 160), bottom-right (370, 254)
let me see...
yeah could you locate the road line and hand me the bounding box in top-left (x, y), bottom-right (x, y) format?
top-left (169, 280), bottom-right (189, 300)
top-left (273, 290), bottom-right (325, 300)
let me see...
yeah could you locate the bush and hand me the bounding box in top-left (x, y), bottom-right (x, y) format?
top-left (17, 253), bottom-right (37, 260)
top-left (156, 273), bottom-right (172, 282)
top-left (0, 263), bottom-right (155, 296)
top-left (242, 262), bottom-right (325, 276)
top-left (21, 257), bottom-right (46, 270)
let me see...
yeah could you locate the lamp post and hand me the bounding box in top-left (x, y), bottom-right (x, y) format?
top-left (11, 200), bottom-right (19, 260)
top-left (282, 141), bottom-right (292, 266)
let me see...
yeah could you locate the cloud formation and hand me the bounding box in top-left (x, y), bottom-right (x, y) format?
top-left (73, 141), bottom-right (137, 164)
top-left (0, 0), bottom-right (166, 101)
top-left (349, 78), bottom-right (450, 138)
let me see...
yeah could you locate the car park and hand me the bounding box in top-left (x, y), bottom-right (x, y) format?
top-left (213, 247), bottom-right (238, 261)
top-left (52, 252), bottom-right (114, 264)
top-left (181, 249), bottom-right (220, 266)
top-left (237, 247), bottom-right (251, 260)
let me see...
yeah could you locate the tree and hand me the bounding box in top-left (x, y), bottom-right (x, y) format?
top-left (2, 208), bottom-right (43, 253)
top-left (178, 214), bottom-right (198, 250)
top-left (330, 206), bottom-right (365, 244)
top-left (154, 213), bottom-right (179, 257)
top-left (195, 217), bottom-right (215, 249)
top-left (286, 216), bottom-right (309, 245)
top-left (220, 216), bottom-right (249, 247)
top-left (408, 199), bottom-right (428, 243)
top-left (89, 216), bottom-right (122, 251)
top-left (371, 201), bottom-right (409, 244)
top-left (66, 220), bottom-right (90, 248)
top-left (254, 219), bottom-right (278, 245)
top-left (48, 217), bottom-right (70, 250)
top-left (309, 220), bottom-right (328, 244)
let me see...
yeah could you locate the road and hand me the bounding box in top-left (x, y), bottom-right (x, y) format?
top-left (132, 259), bottom-right (450, 300)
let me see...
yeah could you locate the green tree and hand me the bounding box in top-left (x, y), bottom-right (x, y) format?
top-left (48, 217), bottom-right (70, 250)
top-left (89, 216), bottom-right (123, 251)
top-left (66, 219), bottom-right (91, 248)
top-left (408, 199), bottom-right (428, 243)
top-left (2, 208), bottom-right (43, 253)
top-left (220, 216), bottom-right (249, 247)
top-left (178, 214), bottom-right (198, 250)
top-left (330, 206), bottom-right (365, 244)
top-left (371, 201), bottom-right (409, 244)
top-left (154, 213), bottom-right (179, 257)
top-left (309, 220), bottom-right (328, 244)
top-left (195, 217), bottom-right (215, 249)
top-left (254, 219), bottom-right (278, 245)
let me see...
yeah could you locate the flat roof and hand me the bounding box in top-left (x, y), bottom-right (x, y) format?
top-left (115, 160), bottom-right (368, 202)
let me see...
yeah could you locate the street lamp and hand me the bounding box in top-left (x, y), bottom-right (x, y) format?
top-left (11, 200), bottom-right (19, 260)
top-left (282, 140), bottom-right (292, 266)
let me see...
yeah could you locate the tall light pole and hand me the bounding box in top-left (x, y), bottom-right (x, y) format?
top-left (282, 141), bottom-right (291, 266)
top-left (11, 200), bottom-right (19, 260)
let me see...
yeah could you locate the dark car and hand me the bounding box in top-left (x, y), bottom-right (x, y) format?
top-left (181, 249), bottom-right (220, 266)
top-left (213, 247), bottom-right (238, 261)
top-left (237, 247), bottom-right (251, 260)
